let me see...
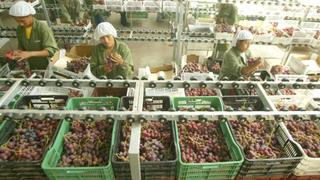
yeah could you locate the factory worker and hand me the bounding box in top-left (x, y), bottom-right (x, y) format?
top-left (219, 30), bottom-right (263, 80)
top-left (214, 3), bottom-right (239, 60)
top-left (91, 22), bottom-right (134, 79)
top-left (59, 0), bottom-right (87, 25)
top-left (9, 1), bottom-right (58, 70)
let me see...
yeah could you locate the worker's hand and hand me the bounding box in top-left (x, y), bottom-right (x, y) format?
top-left (13, 50), bottom-right (33, 61)
top-left (109, 53), bottom-right (124, 65)
top-left (253, 59), bottom-right (264, 69)
top-left (104, 64), bottom-right (113, 73)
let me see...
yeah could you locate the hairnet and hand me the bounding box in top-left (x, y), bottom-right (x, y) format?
top-left (231, 30), bottom-right (253, 47)
top-left (94, 22), bottom-right (117, 41)
top-left (9, 1), bottom-right (36, 17)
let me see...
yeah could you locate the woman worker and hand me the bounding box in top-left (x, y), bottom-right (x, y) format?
top-left (219, 30), bottom-right (263, 80)
top-left (9, 1), bottom-right (58, 70)
top-left (91, 22), bottom-right (134, 79)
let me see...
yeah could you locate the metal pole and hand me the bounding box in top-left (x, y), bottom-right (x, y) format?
top-left (40, 0), bottom-right (51, 27)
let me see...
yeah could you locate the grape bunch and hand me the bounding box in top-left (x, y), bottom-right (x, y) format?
top-left (180, 62), bottom-right (208, 74)
top-left (116, 121), bottom-right (174, 162)
top-left (0, 119), bottom-right (59, 161)
top-left (284, 120), bottom-right (320, 158)
top-left (104, 57), bottom-right (117, 73)
top-left (215, 23), bottom-right (234, 33)
top-left (247, 57), bottom-right (262, 66)
top-left (270, 65), bottom-right (290, 75)
top-left (185, 88), bottom-right (218, 96)
top-left (210, 62), bottom-right (221, 74)
top-left (16, 60), bottom-right (32, 77)
top-left (58, 120), bottom-right (113, 167)
top-left (68, 89), bottom-right (84, 98)
top-left (280, 88), bottom-right (296, 95)
top-left (229, 120), bottom-right (286, 159)
top-left (66, 57), bottom-right (90, 73)
top-left (177, 107), bottom-right (214, 111)
top-left (276, 104), bottom-right (298, 111)
top-left (178, 121), bottom-right (231, 163)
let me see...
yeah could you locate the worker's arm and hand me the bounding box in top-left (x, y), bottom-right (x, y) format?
top-left (112, 43), bottom-right (134, 79)
top-left (90, 45), bottom-right (105, 77)
top-left (220, 52), bottom-right (245, 79)
top-left (14, 50), bottom-right (49, 61)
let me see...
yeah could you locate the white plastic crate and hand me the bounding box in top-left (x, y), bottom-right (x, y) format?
top-left (292, 30), bottom-right (315, 45)
top-left (106, 0), bottom-right (123, 11)
top-left (279, 121), bottom-right (320, 176)
top-left (273, 37), bottom-right (292, 45)
top-left (145, 88), bottom-right (185, 97)
top-left (269, 95), bottom-right (318, 111)
top-left (215, 32), bottom-right (234, 41)
top-left (47, 64), bottom-right (96, 79)
top-left (124, 1), bottom-right (144, 11)
top-left (274, 74), bottom-right (308, 82)
top-left (0, 64), bottom-right (10, 78)
top-left (253, 34), bottom-right (274, 43)
top-left (143, 1), bottom-right (161, 12)
top-left (163, 1), bottom-right (176, 12)
top-left (29, 86), bottom-right (94, 97)
top-left (181, 72), bottom-right (218, 81)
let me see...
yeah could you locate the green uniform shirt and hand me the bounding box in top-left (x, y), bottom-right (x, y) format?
top-left (216, 4), bottom-right (238, 26)
top-left (59, 0), bottom-right (86, 23)
top-left (90, 40), bottom-right (134, 79)
top-left (219, 47), bottom-right (251, 80)
top-left (17, 18), bottom-right (58, 70)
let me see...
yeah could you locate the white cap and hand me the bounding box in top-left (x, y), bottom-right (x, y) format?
top-left (94, 22), bottom-right (117, 41)
top-left (9, 1), bottom-right (36, 17)
top-left (231, 30), bottom-right (253, 47)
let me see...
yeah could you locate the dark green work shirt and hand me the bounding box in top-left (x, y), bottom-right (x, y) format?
top-left (17, 18), bottom-right (58, 70)
top-left (219, 47), bottom-right (251, 80)
top-left (90, 40), bottom-right (134, 79)
top-left (216, 3), bottom-right (238, 26)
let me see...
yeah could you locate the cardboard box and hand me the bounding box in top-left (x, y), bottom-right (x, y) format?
top-left (67, 44), bottom-right (94, 58)
top-left (186, 54), bottom-right (199, 64)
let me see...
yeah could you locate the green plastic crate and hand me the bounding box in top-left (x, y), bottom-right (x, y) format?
top-left (41, 120), bottom-right (116, 180)
top-left (175, 121), bottom-right (244, 180)
top-left (127, 12), bottom-right (148, 18)
top-left (173, 96), bottom-right (223, 111)
top-left (66, 97), bottom-right (120, 111)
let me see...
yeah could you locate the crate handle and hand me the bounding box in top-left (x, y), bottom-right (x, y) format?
top-left (266, 162), bottom-right (280, 165)
top-left (202, 165), bottom-right (218, 169)
top-left (66, 170), bottom-right (85, 174)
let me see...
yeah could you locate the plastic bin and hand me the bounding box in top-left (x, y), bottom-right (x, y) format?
top-left (221, 89), bottom-right (258, 96)
top-left (269, 95), bottom-right (318, 111)
top-left (227, 119), bottom-right (303, 177)
top-left (222, 96), bottom-right (267, 111)
top-left (172, 96), bottom-right (223, 111)
top-left (13, 95), bottom-right (68, 110)
top-left (280, 120), bottom-right (320, 176)
top-left (0, 119), bottom-right (61, 179)
top-left (112, 121), bottom-right (177, 180)
top-left (66, 97), bottom-right (120, 111)
top-left (92, 87), bottom-right (128, 98)
top-left (175, 120), bottom-right (244, 180)
top-left (42, 120), bottom-right (116, 180)
top-left (121, 96), bottom-right (171, 111)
